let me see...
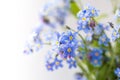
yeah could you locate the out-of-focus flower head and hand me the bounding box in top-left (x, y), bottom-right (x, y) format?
top-left (99, 34), bottom-right (110, 46)
top-left (24, 26), bottom-right (43, 54)
top-left (39, 0), bottom-right (70, 28)
top-left (111, 25), bottom-right (120, 41)
top-left (114, 67), bottom-right (120, 77)
top-left (89, 49), bottom-right (103, 67)
top-left (74, 73), bottom-right (87, 80)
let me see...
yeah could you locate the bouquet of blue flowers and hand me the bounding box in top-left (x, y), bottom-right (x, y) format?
top-left (24, 0), bottom-right (120, 80)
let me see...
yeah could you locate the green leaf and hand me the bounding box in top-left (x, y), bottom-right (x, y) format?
top-left (96, 64), bottom-right (108, 80)
top-left (70, 1), bottom-right (80, 17)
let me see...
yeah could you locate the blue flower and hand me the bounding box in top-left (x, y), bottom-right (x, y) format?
top-left (99, 34), bottom-right (110, 46)
top-left (67, 58), bottom-right (77, 69)
top-left (46, 61), bottom-right (54, 71)
top-left (24, 45), bottom-right (33, 54)
top-left (53, 58), bottom-right (63, 69)
top-left (77, 24), bottom-right (91, 33)
top-left (111, 29), bottom-right (120, 41)
top-left (59, 31), bottom-right (78, 44)
top-left (44, 31), bottom-right (60, 43)
top-left (24, 26), bottom-right (43, 54)
top-left (55, 7), bottom-right (67, 25)
top-left (74, 73), bottom-right (87, 80)
top-left (94, 23), bottom-right (103, 35)
top-left (85, 31), bottom-right (93, 41)
top-left (59, 43), bottom-right (77, 59)
top-left (114, 68), bottom-right (120, 77)
top-left (85, 4), bottom-right (99, 17)
top-left (89, 49), bottom-right (103, 66)
top-left (39, 0), bottom-right (70, 28)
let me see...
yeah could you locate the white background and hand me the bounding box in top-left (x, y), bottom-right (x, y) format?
top-left (0, 0), bottom-right (113, 80)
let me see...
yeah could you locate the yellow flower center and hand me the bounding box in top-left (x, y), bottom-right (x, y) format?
top-left (69, 36), bottom-right (73, 40)
top-left (113, 32), bottom-right (117, 36)
top-left (82, 17), bottom-right (86, 21)
top-left (102, 38), bottom-right (106, 42)
top-left (67, 48), bottom-right (71, 53)
top-left (37, 44), bottom-right (40, 47)
top-left (56, 41), bottom-right (59, 45)
top-left (48, 65), bottom-right (51, 69)
top-left (95, 52), bottom-right (99, 56)
top-left (92, 10), bottom-right (94, 14)
top-left (55, 62), bottom-right (59, 65)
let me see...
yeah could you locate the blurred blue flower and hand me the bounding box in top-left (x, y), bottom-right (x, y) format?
top-left (94, 23), bottom-right (103, 35)
top-left (39, 0), bottom-right (70, 28)
top-left (74, 73), bottom-right (87, 80)
top-left (24, 26), bottom-right (43, 54)
top-left (89, 49), bottom-right (103, 66)
top-left (44, 31), bottom-right (60, 43)
top-left (111, 29), bottom-right (120, 41)
top-left (67, 58), bottom-right (77, 69)
top-left (85, 4), bottom-right (99, 17)
top-left (86, 31), bottom-right (93, 41)
top-left (77, 24), bottom-right (91, 33)
top-left (46, 61), bottom-right (54, 71)
top-left (99, 34), bottom-right (110, 46)
top-left (114, 68), bottom-right (120, 77)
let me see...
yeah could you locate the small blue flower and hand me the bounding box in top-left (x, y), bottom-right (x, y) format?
top-left (77, 4), bottom-right (99, 18)
top-left (89, 49), bottom-right (103, 66)
top-left (44, 31), bottom-right (60, 43)
top-left (59, 31), bottom-right (78, 44)
top-left (53, 58), bottom-right (63, 69)
top-left (99, 34), bottom-right (110, 46)
top-left (77, 24), bottom-right (91, 33)
top-left (111, 29), bottom-right (120, 41)
top-left (55, 7), bottom-right (67, 25)
top-left (24, 45), bottom-right (33, 54)
top-left (67, 58), bottom-right (77, 69)
top-left (74, 73), bottom-right (87, 80)
top-left (94, 23), bottom-right (104, 35)
top-left (46, 62), bottom-right (54, 71)
top-left (85, 31), bottom-right (93, 41)
top-left (59, 43), bottom-right (77, 59)
top-left (85, 4), bottom-right (99, 17)
top-left (114, 68), bottom-right (120, 77)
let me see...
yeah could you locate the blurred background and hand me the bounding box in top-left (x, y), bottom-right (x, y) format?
top-left (0, 0), bottom-right (113, 80)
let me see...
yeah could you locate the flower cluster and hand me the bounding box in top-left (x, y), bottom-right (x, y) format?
top-left (40, 0), bottom-right (70, 28)
top-left (24, 1), bottom-right (120, 80)
top-left (45, 31), bottom-right (79, 71)
top-left (77, 4), bottom-right (99, 33)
